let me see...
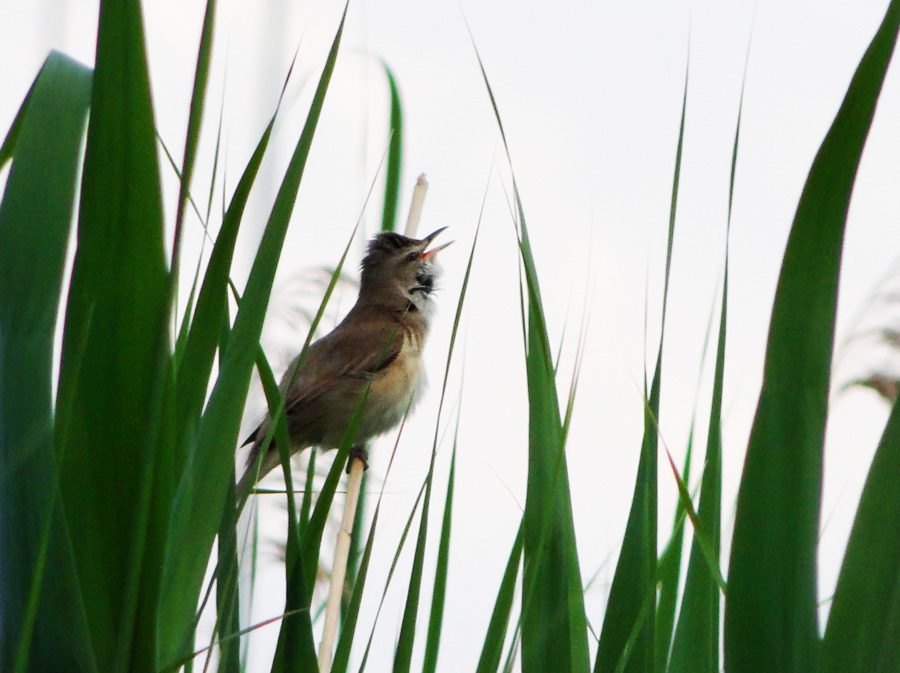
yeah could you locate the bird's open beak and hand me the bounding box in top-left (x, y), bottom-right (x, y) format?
top-left (420, 227), bottom-right (453, 259)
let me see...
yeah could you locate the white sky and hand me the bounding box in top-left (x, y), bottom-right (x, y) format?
top-left (3, 0), bottom-right (900, 670)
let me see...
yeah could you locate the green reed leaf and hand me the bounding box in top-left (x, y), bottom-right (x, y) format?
top-left (725, 4), bottom-right (900, 671)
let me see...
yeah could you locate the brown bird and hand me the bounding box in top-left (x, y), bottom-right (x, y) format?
top-left (237, 227), bottom-right (451, 499)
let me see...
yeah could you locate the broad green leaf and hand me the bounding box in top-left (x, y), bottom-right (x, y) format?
top-left (0, 51), bottom-right (93, 673)
top-left (128, 4), bottom-right (222, 667)
top-left (724, 4), bottom-right (900, 671)
top-left (173, 105), bottom-right (275, 471)
top-left (53, 0), bottom-right (171, 667)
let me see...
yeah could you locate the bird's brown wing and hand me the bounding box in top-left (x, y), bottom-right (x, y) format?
top-left (245, 312), bottom-right (404, 445)
top-left (280, 313), bottom-right (405, 420)
top-left (239, 310), bottom-right (405, 498)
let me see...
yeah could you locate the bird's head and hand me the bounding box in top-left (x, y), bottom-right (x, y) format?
top-left (360, 227), bottom-right (452, 312)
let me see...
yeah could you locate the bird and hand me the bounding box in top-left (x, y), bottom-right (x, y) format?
top-left (236, 227), bottom-right (451, 500)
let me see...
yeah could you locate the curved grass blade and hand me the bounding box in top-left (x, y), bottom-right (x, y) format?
top-left (265, 333), bottom-right (317, 672)
top-left (269, 136), bottom-right (397, 673)
top-left (596, 56), bottom-right (689, 673)
top-left (356, 478), bottom-right (427, 673)
top-left (175, 46), bottom-right (296, 482)
top-left (475, 518), bottom-right (525, 673)
top-left (653, 437), bottom-right (692, 673)
top-left (661, 448), bottom-right (725, 594)
top-left (214, 474), bottom-right (241, 673)
top-left (171, 0), bottom-right (216, 278)
top-left (158, 6), bottom-right (348, 665)
top-left (391, 462), bottom-right (436, 673)
top-left (724, 4), bottom-right (900, 671)
top-left (421, 443), bottom-right (457, 673)
top-left (821, 378), bottom-right (900, 672)
top-left (380, 61), bottom-right (403, 233)
top-left (0, 51), bottom-right (93, 673)
top-left (330, 506), bottom-right (379, 673)
top-left (667, 46), bottom-right (747, 672)
top-left (125, 5), bottom-right (223, 667)
top-left (332, 428), bottom-right (411, 673)
top-left (468, 29), bottom-right (591, 673)
top-left (0, 76), bottom-right (36, 170)
top-left (394, 189), bottom-right (482, 673)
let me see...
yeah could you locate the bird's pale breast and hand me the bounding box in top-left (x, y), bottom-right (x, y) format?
top-left (360, 324), bottom-right (426, 439)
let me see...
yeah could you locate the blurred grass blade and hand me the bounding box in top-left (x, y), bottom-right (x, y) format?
top-left (597, 58), bottom-right (688, 673)
top-left (52, 0), bottom-right (172, 667)
top-left (158, 6), bottom-right (347, 665)
top-left (475, 519), bottom-right (525, 673)
top-left (0, 51), bottom-right (93, 673)
top-left (821, 382), bottom-right (900, 672)
top-left (724, 4), bottom-right (900, 671)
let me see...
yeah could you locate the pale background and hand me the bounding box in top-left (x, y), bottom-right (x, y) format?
top-left (3, 0), bottom-right (900, 669)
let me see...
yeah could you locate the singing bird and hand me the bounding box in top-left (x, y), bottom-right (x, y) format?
top-left (237, 227), bottom-right (451, 499)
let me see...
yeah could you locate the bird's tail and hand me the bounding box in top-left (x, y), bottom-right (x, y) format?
top-left (235, 434), bottom-right (311, 504)
top-left (235, 433), bottom-right (277, 504)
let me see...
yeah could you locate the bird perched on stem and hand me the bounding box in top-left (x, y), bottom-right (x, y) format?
top-left (237, 227), bottom-right (451, 500)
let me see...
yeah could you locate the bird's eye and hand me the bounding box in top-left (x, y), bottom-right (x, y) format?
top-left (405, 251), bottom-right (421, 262)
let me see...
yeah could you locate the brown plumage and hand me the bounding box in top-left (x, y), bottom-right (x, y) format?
top-left (237, 228), bottom-right (450, 499)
